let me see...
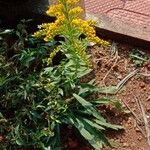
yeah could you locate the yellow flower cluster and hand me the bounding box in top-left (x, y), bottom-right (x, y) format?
top-left (34, 22), bottom-right (61, 41)
top-left (34, 1), bottom-right (71, 41)
top-left (68, 6), bottom-right (83, 16)
top-left (66, 0), bottom-right (80, 5)
top-left (34, 0), bottom-right (110, 67)
top-left (71, 18), bottom-right (110, 46)
top-left (55, 14), bottom-right (65, 24)
top-left (46, 4), bottom-right (63, 17)
top-left (33, 23), bottom-right (50, 38)
top-left (47, 47), bottom-right (61, 65)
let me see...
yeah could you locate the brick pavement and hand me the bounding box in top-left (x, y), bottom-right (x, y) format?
top-left (84, 0), bottom-right (150, 27)
top-left (84, 0), bottom-right (150, 41)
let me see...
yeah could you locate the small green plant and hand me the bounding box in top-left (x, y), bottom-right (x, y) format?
top-left (130, 49), bottom-right (150, 66)
top-left (0, 25), bottom-right (56, 150)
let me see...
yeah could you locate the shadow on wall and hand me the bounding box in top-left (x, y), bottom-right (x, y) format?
top-left (0, 0), bottom-right (86, 31)
top-left (0, 0), bottom-right (54, 31)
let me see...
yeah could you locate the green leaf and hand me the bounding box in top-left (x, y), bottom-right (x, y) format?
top-left (0, 112), bottom-right (4, 118)
top-left (98, 86), bottom-right (117, 94)
top-left (91, 98), bottom-right (113, 105)
top-left (91, 98), bottom-right (123, 111)
top-left (68, 115), bottom-right (102, 149)
top-left (94, 119), bottom-right (123, 130)
top-left (30, 111), bottom-right (42, 119)
top-left (77, 68), bottom-right (92, 78)
top-left (58, 88), bottom-right (64, 96)
top-left (0, 29), bottom-right (13, 35)
top-left (77, 118), bottom-right (111, 149)
top-left (67, 113), bottom-right (110, 150)
top-left (0, 76), bottom-right (7, 86)
top-left (83, 119), bottom-right (105, 130)
top-left (36, 105), bottom-right (45, 109)
top-left (73, 93), bottom-right (106, 122)
top-left (15, 125), bottom-right (24, 146)
top-left (78, 82), bottom-right (97, 96)
top-left (47, 124), bottom-right (61, 150)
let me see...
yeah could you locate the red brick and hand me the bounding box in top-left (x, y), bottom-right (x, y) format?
top-left (85, 0), bottom-right (150, 28)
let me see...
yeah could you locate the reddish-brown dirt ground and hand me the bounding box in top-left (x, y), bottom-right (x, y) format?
top-left (63, 42), bottom-right (150, 150)
top-left (91, 43), bottom-right (150, 150)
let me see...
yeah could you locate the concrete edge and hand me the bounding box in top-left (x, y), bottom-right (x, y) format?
top-left (86, 13), bottom-right (150, 48)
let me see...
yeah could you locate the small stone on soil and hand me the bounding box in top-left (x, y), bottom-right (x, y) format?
top-left (146, 96), bottom-right (150, 101)
top-left (135, 127), bottom-right (140, 132)
top-left (137, 136), bottom-right (143, 141)
top-left (123, 142), bottom-right (129, 147)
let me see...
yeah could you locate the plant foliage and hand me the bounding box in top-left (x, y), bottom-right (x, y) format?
top-left (0, 0), bottom-right (122, 150)
top-left (130, 48), bottom-right (150, 66)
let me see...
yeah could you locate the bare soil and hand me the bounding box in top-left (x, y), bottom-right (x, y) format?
top-left (91, 43), bottom-right (150, 150)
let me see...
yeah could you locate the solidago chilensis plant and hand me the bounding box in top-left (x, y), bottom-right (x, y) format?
top-left (32, 0), bottom-right (121, 150)
top-left (33, 0), bottom-right (109, 67)
top-left (0, 1), bottom-right (121, 150)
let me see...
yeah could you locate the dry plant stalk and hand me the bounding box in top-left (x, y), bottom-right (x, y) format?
top-left (134, 95), bottom-right (150, 146)
top-left (138, 98), bottom-right (150, 145)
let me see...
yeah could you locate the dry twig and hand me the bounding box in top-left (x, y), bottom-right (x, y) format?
top-left (122, 99), bottom-right (146, 137)
top-left (135, 95), bottom-right (150, 145)
top-left (122, 100), bottom-right (141, 124)
top-left (136, 123), bottom-right (146, 137)
top-left (102, 43), bottom-right (119, 84)
top-left (138, 73), bottom-right (150, 77)
top-left (115, 69), bottom-right (138, 93)
top-left (134, 95), bottom-right (141, 114)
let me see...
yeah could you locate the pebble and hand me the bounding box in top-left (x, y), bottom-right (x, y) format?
top-left (146, 115), bottom-right (150, 119)
top-left (143, 87), bottom-right (147, 91)
top-left (146, 96), bottom-right (150, 101)
top-left (121, 92), bottom-right (126, 96)
top-left (132, 108), bottom-right (136, 111)
top-left (146, 107), bottom-right (150, 112)
top-left (135, 127), bottom-right (140, 132)
top-left (140, 82), bottom-right (145, 88)
top-left (137, 136), bottom-right (142, 141)
top-left (117, 74), bottom-right (122, 80)
top-left (123, 143), bottom-right (129, 147)
top-left (127, 117), bottom-right (132, 124)
top-left (131, 99), bottom-right (135, 103)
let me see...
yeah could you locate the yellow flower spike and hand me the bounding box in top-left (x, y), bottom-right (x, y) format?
top-left (71, 18), bottom-right (85, 29)
top-left (87, 36), bottom-right (110, 46)
top-left (55, 14), bottom-right (65, 24)
top-left (87, 19), bottom-right (97, 25)
top-left (66, 0), bottom-right (80, 5)
top-left (47, 47), bottom-right (61, 65)
top-left (34, 0), bottom-right (110, 67)
top-left (46, 4), bottom-right (63, 16)
top-left (69, 6), bottom-right (83, 16)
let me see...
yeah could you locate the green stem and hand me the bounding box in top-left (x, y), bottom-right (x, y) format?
top-left (62, 2), bottom-right (79, 71)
